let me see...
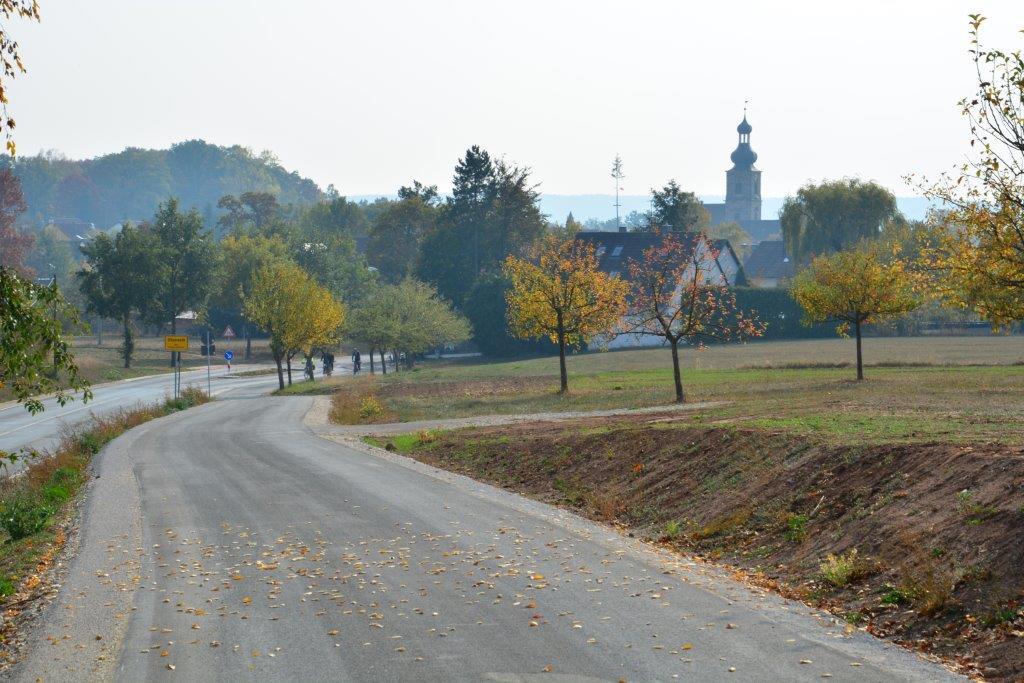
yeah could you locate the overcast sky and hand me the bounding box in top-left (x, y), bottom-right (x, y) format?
top-left (8, 1), bottom-right (1024, 199)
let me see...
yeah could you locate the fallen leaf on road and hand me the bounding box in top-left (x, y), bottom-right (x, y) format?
top-left (681, 643), bottom-right (693, 650)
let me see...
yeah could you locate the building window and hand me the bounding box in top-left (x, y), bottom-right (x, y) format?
top-left (611, 245), bottom-right (623, 257)
top-left (609, 270), bottom-right (620, 278)
top-left (596, 245), bottom-right (606, 258)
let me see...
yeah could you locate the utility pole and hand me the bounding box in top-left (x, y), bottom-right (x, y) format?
top-left (611, 155), bottom-right (625, 232)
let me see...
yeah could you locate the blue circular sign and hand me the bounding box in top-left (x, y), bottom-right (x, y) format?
top-left (223, 350), bottom-right (234, 361)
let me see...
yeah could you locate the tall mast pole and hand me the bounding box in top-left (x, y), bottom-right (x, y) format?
top-left (611, 154), bottom-right (625, 232)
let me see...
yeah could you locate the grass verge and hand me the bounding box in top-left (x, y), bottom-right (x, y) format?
top-left (0, 385), bottom-right (211, 639)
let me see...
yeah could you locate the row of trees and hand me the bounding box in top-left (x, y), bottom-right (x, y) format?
top-left (503, 231), bottom-right (766, 402)
top-left (70, 192), bottom-right (472, 390)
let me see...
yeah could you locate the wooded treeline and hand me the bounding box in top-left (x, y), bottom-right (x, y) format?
top-left (1, 140), bottom-right (323, 228)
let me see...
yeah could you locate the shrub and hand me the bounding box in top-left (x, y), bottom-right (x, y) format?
top-left (49, 466), bottom-right (81, 489)
top-left (663, 520), bottom-right (682, 540)
top-left (912, 566), bottom-right (955, 617)
top-left (75, 431), bottom-right (103, 455)
top-left (820, 549), bottom-right (867, 587)
top-left (879, 584), bottom-right (912, 605)
top-left (0, 492), bottom-right (53, 541)
top-left (359, 396), bottom-right (386, 421)
top-left (784, 513), bottom-right (808, 542)
top-left (0, 577), bottom-right (14, 597)
top-left (41, 485), bottom-right (70, 505)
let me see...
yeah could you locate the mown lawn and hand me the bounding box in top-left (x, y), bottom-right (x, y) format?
top-left (322, 337), bottom-right (1024, 445)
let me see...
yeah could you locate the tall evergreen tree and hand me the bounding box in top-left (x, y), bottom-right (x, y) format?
top-left (646, 180), bottom-right (709, 233)
top-left (416, 147), bottom-right (544, 305)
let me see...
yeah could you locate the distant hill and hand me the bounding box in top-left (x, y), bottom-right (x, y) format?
top-left (351, 193), bottom-right (934, 225)
top-left (4, 140), bottom-right (323, 229)
top-left (533, 195), bottom-right (934, 224)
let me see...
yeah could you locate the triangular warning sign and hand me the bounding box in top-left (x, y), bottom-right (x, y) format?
top-left (222, 325), bottom-right (236, 339)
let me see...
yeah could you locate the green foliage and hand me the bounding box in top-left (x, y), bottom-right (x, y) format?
top-left (644, 179), bottom-right (709, 233)
top-left (145, 198), bottom-right (218, 330)
top-left (780, 178), bottom-right (901, 266)
top-left (731, 287), bottom-right (833, 339)
top-left (78, 222), bottom-right (160, 368)
top-left (0, 492), bottom-right (53, 541)
top-left (75, 431), bottom-right (103, 455)
top-left (41, 484), bottom-right (70, 505)
top-left (347, 279), bottom-right (470, 365)
top-left (207, 233), bottom-right (292, 332)
top-left (0, 577), bottom-right (14, 598)
top-left (463, 273), bottom-right (556, 357)
top-left (954, 489), bottom-right (999, 524)
top-left (879, 584), bottom-right (912, 606)
top-left (4, 140), bottom-right (322, 228)
top-left (415, 146), bottom-right (546, 305)
top-left (367, 190), bottom-right (438, 284)
top-left (784, 513), bottom-right (808, 541)
top-left (663, 520), bottom-right (682, 539)
top-left (0, 267), bottom-right (92, 416)
top-left (291, 198), bottom-right (375, 303)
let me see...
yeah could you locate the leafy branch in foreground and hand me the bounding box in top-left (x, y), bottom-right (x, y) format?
top-left (0, 267), bottom-right (91, 414)
top-left (916, 15), bottom-right (1024, 329)
top-left (0, 0), bottom-right (40, 155)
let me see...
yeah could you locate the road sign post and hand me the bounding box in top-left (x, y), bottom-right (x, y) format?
top-left (206, 330), bottom-right (212, 396)
top-left (164, 336), bottom-right (188, 400)
top-left (224, 349), bottom-right (234, 375)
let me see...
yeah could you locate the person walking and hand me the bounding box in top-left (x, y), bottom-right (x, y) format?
top-left (352, 349), bottom-right (361, 374)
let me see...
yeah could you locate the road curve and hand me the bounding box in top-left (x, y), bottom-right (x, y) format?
top-left (0, 367), bottom-right (278, 469)
top-left (9, 387), bottom-right (962, 682)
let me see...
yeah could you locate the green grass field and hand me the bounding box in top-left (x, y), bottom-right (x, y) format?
top-left (310, 336), bottom-right (1024, 444)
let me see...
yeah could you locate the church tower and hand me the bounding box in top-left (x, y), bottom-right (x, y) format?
top-left (724, 114), bottom-right (762, 222)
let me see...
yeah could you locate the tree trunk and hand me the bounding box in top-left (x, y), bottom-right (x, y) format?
top-left (670, 338), bottom-right (685, 403)
top-left (245, 326), bottom-right (252, 361)
top-left (369, 346), bottom-right (375, 374)
top-left (286, 355), bottom-right (293, 386)
top-left (556, 313), bottom-right (568, 393)
top-left (274, 353), bottom-right (285, 391)
top-left (855, 317), bottom-right (864, 381)
top-left (380, 348), bottom-right (387, 375)
top-left (122, 314), bottom-right (134, 369)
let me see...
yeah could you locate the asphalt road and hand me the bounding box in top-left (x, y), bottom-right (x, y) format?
top-left (10, 384), bottom-right (963, 682)
top-left (0, 366), bottom-right (278, 469)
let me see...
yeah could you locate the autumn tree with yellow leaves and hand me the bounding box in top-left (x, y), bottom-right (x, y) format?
top-left (504, 235), bottom-right (627, 393)
top-left (791, 244), bottom-right (920, 380)
top-left (243, 262), bottom-right (345, 390)
top-left (913, 16), bottom-right (1024, 329)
